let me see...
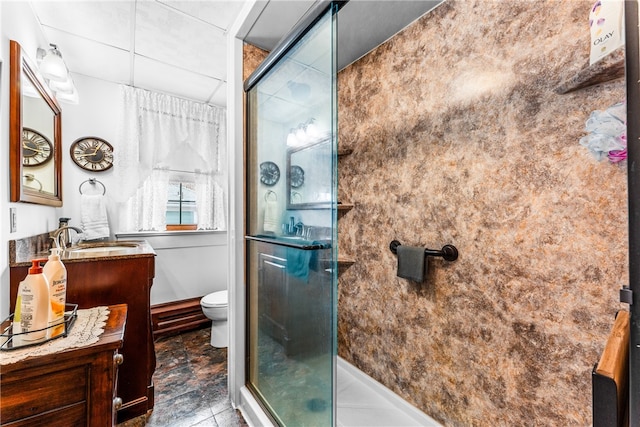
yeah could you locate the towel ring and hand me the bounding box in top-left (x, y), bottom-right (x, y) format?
top-left (291, 191), bottom-right (302, 203)
top-left (23, 174), bottom-right (43, 192)
top-left (265, 190), bottom-right (277, 202)
top-left (79, 178), bottom-right (106, 195)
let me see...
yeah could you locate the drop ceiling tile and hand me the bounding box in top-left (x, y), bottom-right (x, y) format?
top-left (258, 57), bottom-right (307, 97)
top-left (31, 1), bottom-right (132, 49)
top-left (157, 0), bottom-right (246, 30)
top-left (41, 27), bottom-right (131, 84)
top-left (293, 67), bottom-right (331, 102)
top-left (288, 16), bottom-right (332, 70)
top-left (133, 55), bottom-right (221, 104)
top-left (135, 1), bottom-right (227, 79)
top-left (259, 95), bottom-right (308, 124)
top-left (243, 0), bottom-right (316, 51)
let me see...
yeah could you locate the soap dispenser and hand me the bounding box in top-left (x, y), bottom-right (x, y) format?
top-left (14, 259), bottom-right (49, 342)
top-left (43, 247), bottom-right (67, 338)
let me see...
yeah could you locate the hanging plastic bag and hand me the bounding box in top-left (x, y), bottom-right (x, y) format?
top-left (579, 101), bottom-right (626, 163)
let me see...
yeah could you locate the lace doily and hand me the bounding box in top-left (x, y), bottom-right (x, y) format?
top-left (0, 306), bottom-right (110, 365)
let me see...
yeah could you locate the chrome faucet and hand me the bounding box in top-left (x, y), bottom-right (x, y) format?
top-left (50, 218), bottom-right (83, 249)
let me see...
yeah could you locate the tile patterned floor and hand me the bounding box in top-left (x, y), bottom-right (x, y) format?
top-left (118, 327), bottom-right (248, 427)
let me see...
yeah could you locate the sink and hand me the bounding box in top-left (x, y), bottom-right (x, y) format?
top-left (66, 245), bottom-right (136, 253)
top-left (64, 241), bottom-right (140, 257)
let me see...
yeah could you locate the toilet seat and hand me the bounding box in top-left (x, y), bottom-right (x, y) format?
top-left (201, 290), bottom-right (228, 308)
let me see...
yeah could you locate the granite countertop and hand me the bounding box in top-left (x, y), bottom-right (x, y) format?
top-left (9, 235), bottom-right (156, 267)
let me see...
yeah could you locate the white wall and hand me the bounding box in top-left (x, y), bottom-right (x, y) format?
top-left (57, 73), bottom-right (120, 233)
top-left (117, 231), bottom-right (227, 305)
top-left (1, 2), bottom-right (62, 319)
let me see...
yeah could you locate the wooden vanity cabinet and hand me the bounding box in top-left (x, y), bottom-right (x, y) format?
top-left (257, 246), bottom-right (331, 357)
top-left (9, 254), bottom-right (156, 424)
top-left (0, 304), bottom-right (127, 427)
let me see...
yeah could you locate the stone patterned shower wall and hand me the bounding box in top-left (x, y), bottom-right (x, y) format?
top-left (243, 43), bottom-right (268, 81)
top-left (337, 1), bottom-right (628, 426)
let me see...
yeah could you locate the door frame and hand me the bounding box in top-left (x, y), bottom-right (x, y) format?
top-left (626, 1), bottom-right (640, 426)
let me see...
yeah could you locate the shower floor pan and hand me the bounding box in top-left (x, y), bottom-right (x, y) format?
top-left (337, 357), bottom-right (442, 427)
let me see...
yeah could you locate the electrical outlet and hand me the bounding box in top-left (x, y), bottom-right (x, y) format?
top-left (10, 208), bottom-right (16, 233)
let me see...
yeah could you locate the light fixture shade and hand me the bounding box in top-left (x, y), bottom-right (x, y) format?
top-left (287, 130), bottom-right (299, 147)
top-left (55, 89), bottom-right (79, 104)
top-left (39, 46), bottom-right (67, 82)
top-left (49, 74), bottom-right (74, 93)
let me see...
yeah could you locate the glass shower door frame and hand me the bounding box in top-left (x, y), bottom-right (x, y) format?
top-left (244, 2), bottom-right (341, 426)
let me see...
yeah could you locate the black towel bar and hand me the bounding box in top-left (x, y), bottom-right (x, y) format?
top-left (389, 240), bottom-right (458, 262)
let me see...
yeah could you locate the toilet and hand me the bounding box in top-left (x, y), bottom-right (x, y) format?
top-left (200, 290), bottom-right (228, 348)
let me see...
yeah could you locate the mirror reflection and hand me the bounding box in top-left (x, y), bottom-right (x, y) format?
top-left (22, 73), bottom-right (55, 193)
top-left (287, 137), bottom-right (333, 209)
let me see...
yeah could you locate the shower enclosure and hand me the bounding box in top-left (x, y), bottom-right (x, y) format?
top-left (244, 3), bottom-right (340, 425)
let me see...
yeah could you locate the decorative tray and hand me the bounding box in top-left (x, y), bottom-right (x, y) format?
top-left (0, 303), bottom-right (78, 351)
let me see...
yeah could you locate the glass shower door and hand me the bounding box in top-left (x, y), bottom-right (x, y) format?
top-left (245, 5), bottom-right (338, 427)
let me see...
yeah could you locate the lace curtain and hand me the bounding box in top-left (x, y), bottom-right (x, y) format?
top-left (115, 86), bottom-right (226, 231)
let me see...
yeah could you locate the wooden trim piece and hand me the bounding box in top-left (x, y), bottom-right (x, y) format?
top-left (593, 310), bottom-right (630, 427)
top-left (597, 311), bottom-right (630, 381)
top-left (151, 297), bottom-right (209, 337)
top-left (166, 224), bottom-right (197, 231)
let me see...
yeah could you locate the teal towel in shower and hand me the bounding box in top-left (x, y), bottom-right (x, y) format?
top-left (286, 246), bottom-right (313, 283)
top-left (280, 237), bottom-right (317, 283)
top-left (396, 244), bottom-right (426, 282)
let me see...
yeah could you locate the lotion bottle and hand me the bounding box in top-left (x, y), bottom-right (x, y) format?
top-left (15, 259), bottom-right (49, 341)
top-left (12, 287), bottom-right (23, 346)
top-left (43, 247), bottom-right (67, 338)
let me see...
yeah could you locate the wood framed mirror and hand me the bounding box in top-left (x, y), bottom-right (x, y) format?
top-left (10, 39), bottom-right (62, 207)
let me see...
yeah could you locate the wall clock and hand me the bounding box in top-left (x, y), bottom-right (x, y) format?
top-left (70, 137), bottom-right (114, 172)
top-left (260, 161), bottom-right (280, 186)
top-left (22, 128), bottom-right (53, 167)
top-left (290, 165), bottom-right (305, 188)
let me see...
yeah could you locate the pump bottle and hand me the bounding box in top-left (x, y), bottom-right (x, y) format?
top-left (14, 259), bottom-right (49, 342)
top-left (43, 247), bottom-right (67, 338)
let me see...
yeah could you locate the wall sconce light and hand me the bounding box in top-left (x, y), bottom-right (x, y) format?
top-left (36, 43), bottom-right (79, 104)
top-left (286, 118), bottom-right (326, 147)
top-left (38, 44), bottom-right (66, 81)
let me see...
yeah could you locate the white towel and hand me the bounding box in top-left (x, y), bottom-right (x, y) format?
top-left (80, 194), bottom-right (110, 240)
top-left (263, 199), bottom-right (279, 233)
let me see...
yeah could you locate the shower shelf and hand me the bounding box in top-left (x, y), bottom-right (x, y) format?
top-left (337, 150), bottom-right (354, 272)
top-left (320, 257), bottom-right (354, 275)
top-left (321, 257), bottom-right (354, 268)
top-left (338, 257), bottom-right (355, 268)
top-left (338, 203), bottom-right (354, 212)
top-left (555, 47), bottom-right (624, 94)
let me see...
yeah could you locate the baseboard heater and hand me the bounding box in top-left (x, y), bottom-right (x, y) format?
top-left (151, 296), bottom-right (209, 337)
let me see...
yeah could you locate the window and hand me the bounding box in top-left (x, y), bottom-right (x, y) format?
top-left (166, 181), bottom-right (197, 228)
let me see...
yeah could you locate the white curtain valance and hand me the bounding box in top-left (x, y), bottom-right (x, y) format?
top-left (115, 85), bottom-right (226, 204)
